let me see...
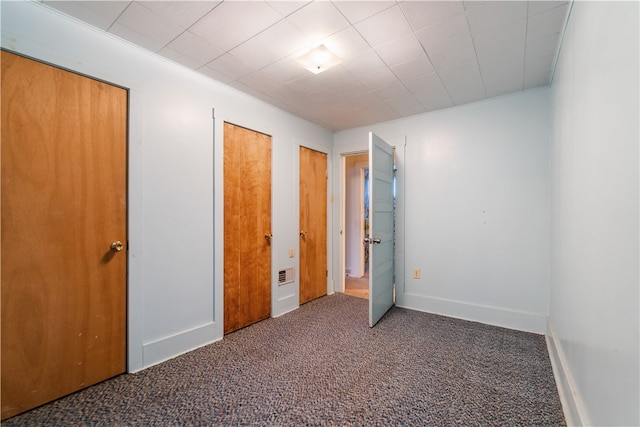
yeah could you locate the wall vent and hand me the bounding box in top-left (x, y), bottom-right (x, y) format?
top-left (278, 268), bottom-right (294, 285)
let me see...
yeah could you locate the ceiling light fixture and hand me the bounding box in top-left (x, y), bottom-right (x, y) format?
top-left (295, 44), bottom-right (341, 75)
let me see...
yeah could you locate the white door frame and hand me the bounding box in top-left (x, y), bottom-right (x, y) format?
top-left (334, 137), bottom-right (405, 304)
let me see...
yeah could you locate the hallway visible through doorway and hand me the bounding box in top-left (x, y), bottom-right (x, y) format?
top-left (344, 274), bottom-right (368, 299)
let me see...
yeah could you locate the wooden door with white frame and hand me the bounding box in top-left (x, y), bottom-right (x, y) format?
top-left (1, 50), bottom-right (128, 419)
top-left (223, 122), bottom-right (272, 334)
top-left (299, 146), bottom-right (327, 304)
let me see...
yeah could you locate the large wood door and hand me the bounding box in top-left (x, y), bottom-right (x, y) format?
top-left (299, 146), bottom-right (327, 304)
top-left (1, 51), bottom-right (127, 419)
top-left (223, 122), bottom-right (271, 334)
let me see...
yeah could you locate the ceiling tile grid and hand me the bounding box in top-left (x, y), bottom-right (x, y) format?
top-left (41, 0), bottom-right (569, 131)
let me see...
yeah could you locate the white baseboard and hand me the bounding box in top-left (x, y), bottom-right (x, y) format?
top-left (141, 322), bottom-right (221, 370)
top-left (397, 293), bottom-right (547, 333)
top-left (545, 320), bottom-right (589, 426)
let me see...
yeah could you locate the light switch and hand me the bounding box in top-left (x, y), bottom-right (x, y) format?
top-left (289, 247), bottom-right (294, 258)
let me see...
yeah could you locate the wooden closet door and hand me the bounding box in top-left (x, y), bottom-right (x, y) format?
top-left (1, 51), bottom-right (127, 419)
top-left (299, 146), bottom-right (327, 304)
top-left (223, 122), bottom-right (272, 334)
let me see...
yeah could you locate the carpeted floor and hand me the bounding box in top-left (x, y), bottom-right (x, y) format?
top-left (4, 294), bottom-right (565, 426)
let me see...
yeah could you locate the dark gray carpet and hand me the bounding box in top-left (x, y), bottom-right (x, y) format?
top-left (4, 293), bottom-right (565, 426)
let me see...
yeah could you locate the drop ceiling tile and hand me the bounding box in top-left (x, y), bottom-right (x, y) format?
top-left (526, 33), bottom-right (561, 59)
top-left (528, 1), bottom-right (568, 17)
top-left (323, 27), bottom-right (371, 61)
top-left (472, 19), bottom-right (526, 58)
top-left (391, 55), bottom-right (435, 81)
top-left (261, 59), bottom-right (309, 84)
top-left (163, 30), bottom-right (224, 68)
top-left (428, 39), bottom-right (477, 72)
top-left (138, 1), bottom-right (220, 29)
top-left (159, 47), bottom-right (205, 70)
top-left (345, 92), bottom-right (384, 108)
top-left (228, 80), bottom-right (270, 100)
top-left (197, 65), bottom-right (235, 85)
top-left (485, 76), bottom-right (524, 98)
top-left (332, 79), bottom-right (371, 98)
top-left (331, 1), bottom-right (396, 25)
top-left (404, 72), bottom-right (450, 101)
top-left (254, 20), bottom-right (311, 58)
top-left (359, 68), bottom-right (400, 90)
top-left (286, 1), bottom-right (350, 41)
top-left (341, 49), bottom-right (387, 78)
top-left (373, 83), bottom-right (412, 102)
top-left (229, 37), bottom-right (281, 71)
top-left (112, 2), bottom-right (184, 48)
top-left (285, 74), bottom-right (327, 96)
top-left (375, 34), bottom-right (425, 67)
top-left (438, 60), bottom-right (486, 104)
top-left (466, 1), bottom-right (528, 36)
top-left (420, 96), bottom-right (455, 112)
top-left (463, 1), bottom-right (491, 11)
top-left (306, 66), bottom-right (356, 90)
top-left (205, 53), bottom-right (255, 81)
top-left (109, 22), bottom-right (165, 52)
top-left (385, 96), bottom-right (426, 117)
top-left (262, 84), bottom-right (305, 102)
top-left (43, 1), bottom-right (131, 30)
top-left (480, 59), bottom-right (524, 91)
top-left (267, 1), bottom-right (310, 17)
top-left (238, 72), bottom-right (282, 94)
top-left (400, 1), bottom-right (465, 31)
top-left (354, 5), bottom-right (414, 47)
top-left (190, 2), bottom-right (283, 52)
top-left (416, 12), bottom-right (471, 56)
top-left (527, 4), bottom-right (568, 41)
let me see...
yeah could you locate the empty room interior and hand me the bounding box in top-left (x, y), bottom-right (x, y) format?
top-left (1, 1), bottom-right (638, 425)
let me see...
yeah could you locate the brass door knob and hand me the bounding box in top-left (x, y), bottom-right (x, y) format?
top-left (110, 241), bottom-right (124, 252)
top-left (300, 231), bottom-right (307, 238)
top-left (264, 233), bottom-right (273, 242)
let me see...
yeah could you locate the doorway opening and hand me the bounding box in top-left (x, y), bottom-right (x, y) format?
top-left (344, 152), bottom-right (369, 299)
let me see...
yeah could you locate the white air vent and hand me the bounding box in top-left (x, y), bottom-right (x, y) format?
top-left (278, 267), bottom-right (294, 285)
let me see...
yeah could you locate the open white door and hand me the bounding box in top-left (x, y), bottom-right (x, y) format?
top-left (367, 132), bottom-right (394, 327)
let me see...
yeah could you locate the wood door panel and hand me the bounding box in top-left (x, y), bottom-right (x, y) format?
top-left (223, 122), bottom-right (271, 334)
top-left (299, 147), bottom-right (327, 304)
top-left (1, 51), bottom-right (127, 419)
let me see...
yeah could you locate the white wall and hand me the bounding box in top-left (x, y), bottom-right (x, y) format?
top-left (547, 1), bottom-right (639, 426)
top-left (334, 89), bottom-right (551, 333)
top-left (345, 153), bottom-right (368, 278)
top-left (1, 1), bottom-right (333, 372)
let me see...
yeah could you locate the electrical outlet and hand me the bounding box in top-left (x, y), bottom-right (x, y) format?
top-left (413, 268), bottom-right (420, 279)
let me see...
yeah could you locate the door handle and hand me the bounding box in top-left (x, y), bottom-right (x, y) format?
top-left (364, 237), bottom-right (381, 245)
top-left (110, 241), bottom-right (124, 252)
top-left (372, 238), bottom-right (381, 244)
top-left (264, 233), bottom-right (273, 243)
top-left (299, 230), bottom-right (307, 238)
top-left (363, 237), bottom-right (370, 245)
